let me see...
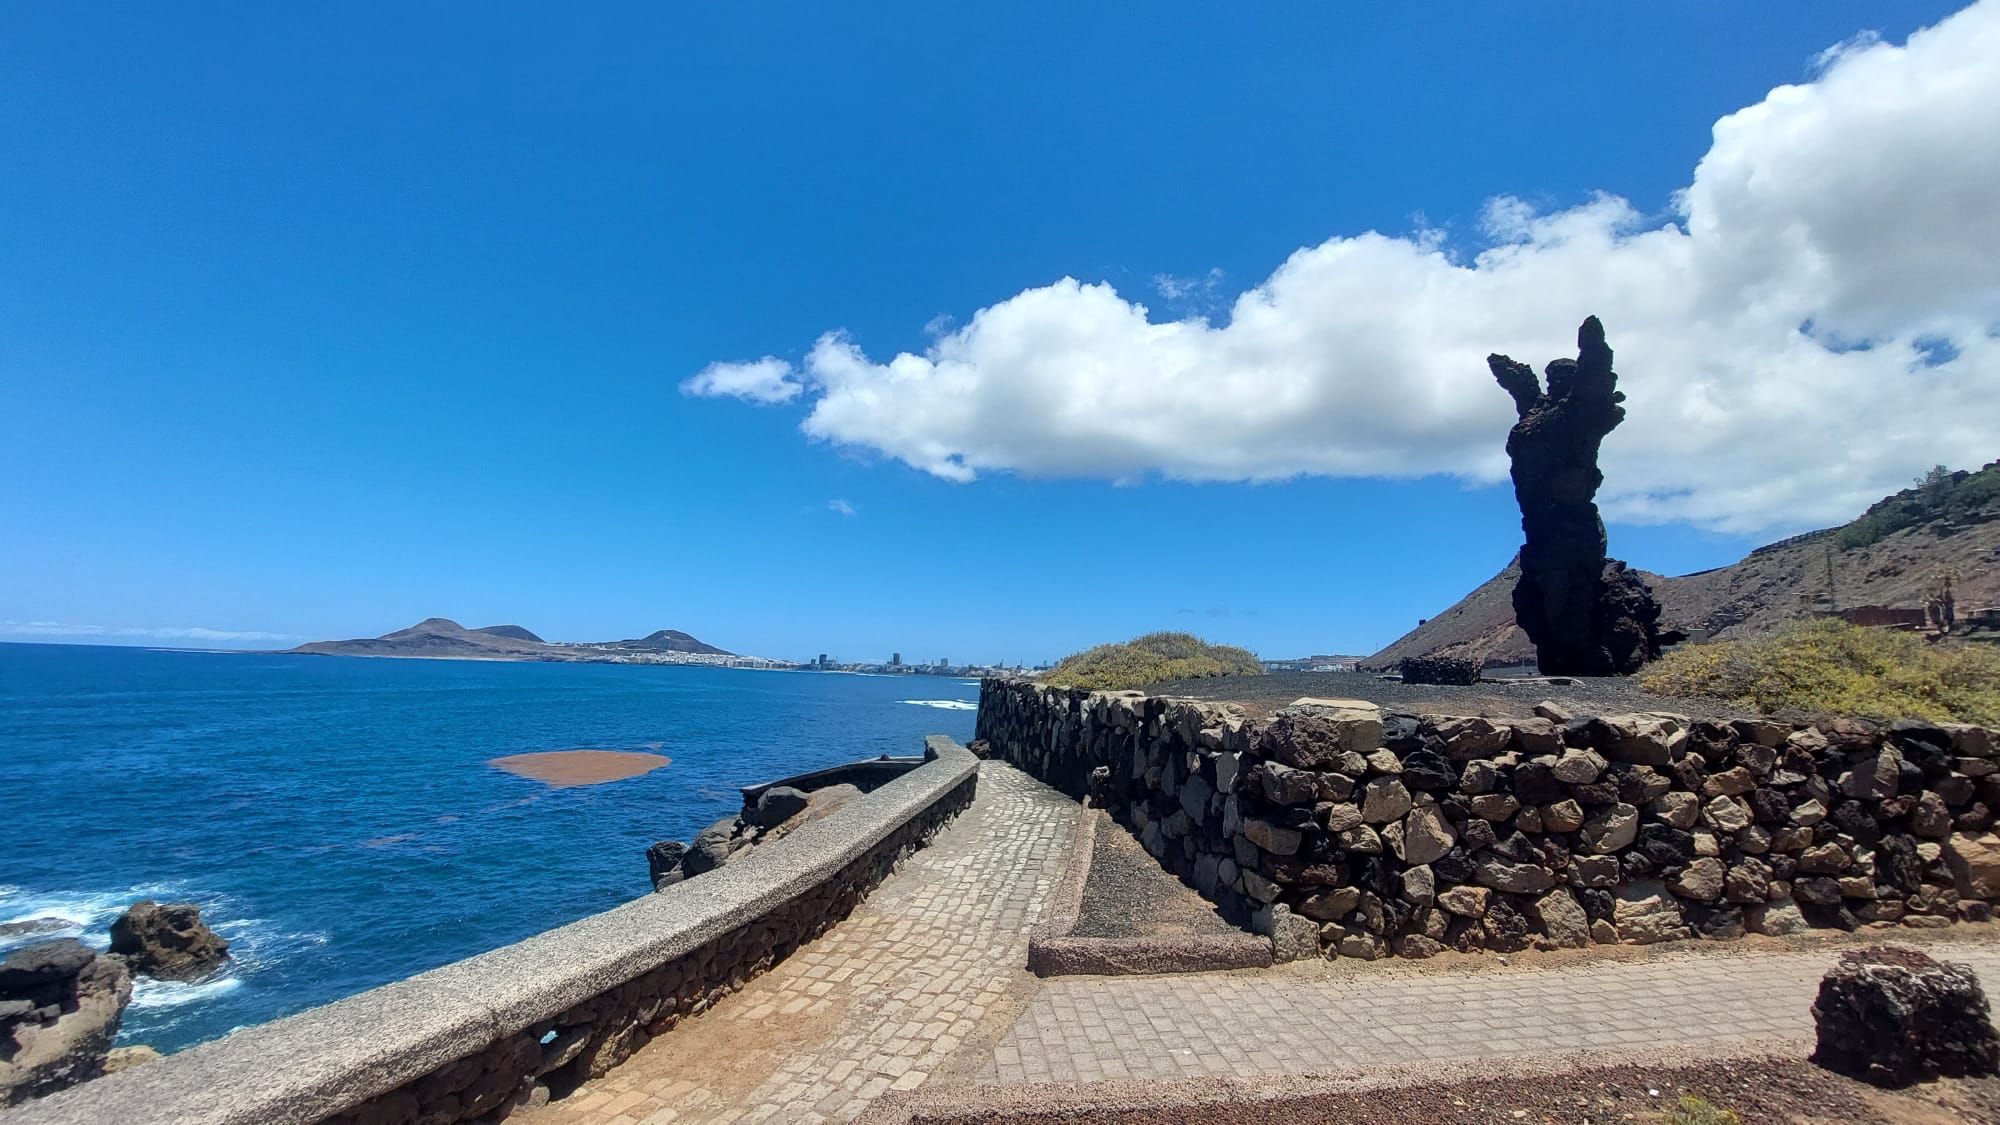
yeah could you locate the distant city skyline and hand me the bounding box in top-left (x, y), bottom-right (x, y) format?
top-left (5, 2), bottom-right (1994, 663)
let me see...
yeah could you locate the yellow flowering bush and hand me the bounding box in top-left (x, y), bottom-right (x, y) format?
top-left (1642, 619), bottom-right (2000, 724)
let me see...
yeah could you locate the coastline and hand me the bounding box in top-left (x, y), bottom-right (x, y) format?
top-left (1, 645), bottom-right (981, 1055)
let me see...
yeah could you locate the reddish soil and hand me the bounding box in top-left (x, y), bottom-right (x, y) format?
top-left (901, 1057), bottom-right (2000, 1124)
top-left (487, 749), bottom-right (671, 787)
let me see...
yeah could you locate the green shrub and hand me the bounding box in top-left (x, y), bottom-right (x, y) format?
top-left (1835, 461), bottom-right (2000, 549)
top-left (1045, 632), bottom-right (1263, 692)
top-left (1664, 1094), bottom-right (1742, 1125)
top-left (1641, 619), bottom-right (2000, 724)
top-left (1834, 505), bottom-right (1917, 550)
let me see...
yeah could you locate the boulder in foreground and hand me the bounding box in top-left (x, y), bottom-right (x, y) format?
top-left (0, 939), bottom-right (133, 1106)
top-left (1811, 944), bottom-right (2000, 1086)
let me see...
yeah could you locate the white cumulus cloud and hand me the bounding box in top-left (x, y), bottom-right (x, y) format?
top-left (681, 356), bottom-right (802, 404)
top-left (690, 2), bottom-right (2000, 534)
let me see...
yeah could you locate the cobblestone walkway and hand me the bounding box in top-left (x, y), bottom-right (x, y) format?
top-left (522, 761), bottom-right (1078, 1125)
top-left (975, 942), bottom-right (2000, 1085)
top-left (519, 767), bottom-right (2000, 1122)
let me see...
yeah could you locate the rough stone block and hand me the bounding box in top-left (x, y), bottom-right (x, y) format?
top-left (1812, 945), bottom-right (2000, 1086)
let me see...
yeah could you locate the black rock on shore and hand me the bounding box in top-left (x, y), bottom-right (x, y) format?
top-left (0, 939), bottom-right (134, 1106)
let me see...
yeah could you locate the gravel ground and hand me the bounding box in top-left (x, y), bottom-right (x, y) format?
top-left (903, 1056), bottom-right (2000, 1123)
top-left (1142, 670), bottom-right (1758, 722)
top-left (1068, 812), bottom-right (1241, 940)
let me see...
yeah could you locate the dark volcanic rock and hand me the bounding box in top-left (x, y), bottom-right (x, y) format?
top-left (0, 941), bottom-right (96, 996)
top-left (107, 901), bottom-right (228, 981)
top-left (681, 816), bottom-right (740, 876)
top-left (1400, 749), bottom-right (1455, 793)
top-left (753, 785), bottom-right (810, 828)
top-left (1811, 945), bottom-right (1999, 1086)
top-left (1399, 655), bottom-right (1481, 686)
top-left (646, 840), bottom-right (689, 890)
top-left (1, 940), bottom-right (133, 1106)
top-left (1489, 317), bottom-right (1678, 675)
top-left (0, 919), bottom-right (72, 942)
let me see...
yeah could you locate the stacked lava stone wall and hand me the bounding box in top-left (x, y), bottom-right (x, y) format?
top-left (975, 680), bottom-right (2000, 960)
top-left (323, 775), bottom-right (975, 1125)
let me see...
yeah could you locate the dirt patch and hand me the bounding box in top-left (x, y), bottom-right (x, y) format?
top-left (886, 1051), bottom-right (2000, 1124)
top-left (1072, 813), bottom-right (1240, 940)
top-left (1027, 809), bottom-right (1269, 977)
top-left (488, 749), bottom-right (671, 787)
top-left (1144, 669), bottom-right (1770, 721)
top-left (1258, 919), bottom-right (2000, 985)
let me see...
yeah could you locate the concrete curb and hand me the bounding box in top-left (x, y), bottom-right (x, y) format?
top-left (1026, 807), bottom-right (1271, 978)
top-left (8, 737), bottom-right (981, 1125)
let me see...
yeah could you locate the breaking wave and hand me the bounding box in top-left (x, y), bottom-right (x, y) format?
top-left (0, 881), bottom-right (188, 951)
top-left (898, 699), bottom-right (977, 711)
top-left (0, 884), bottom-right (328, 1042)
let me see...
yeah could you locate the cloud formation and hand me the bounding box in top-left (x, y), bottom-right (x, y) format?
top-left (686, 3), bottom-right (2000, 534)
top-left (827, 498), bottom-right (857, 517)
top-left (0, 620), bottom-right (299, 643)
top-left (680, 356), bottom-right (801, 404)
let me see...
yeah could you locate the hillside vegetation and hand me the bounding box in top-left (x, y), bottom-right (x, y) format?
top-left (1046, 632), bottom-right (1262, 692)
top-left (1837, 461), bottom-right (2000, 549)
top-left (1640, 619), bottom-right (2000, 724)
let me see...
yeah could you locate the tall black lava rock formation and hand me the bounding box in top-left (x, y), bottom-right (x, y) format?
top-left (1489, 316), bottom-right (1675, 675)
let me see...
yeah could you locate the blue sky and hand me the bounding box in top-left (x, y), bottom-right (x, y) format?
top-left (4, 1), bottom-right (1993, 664)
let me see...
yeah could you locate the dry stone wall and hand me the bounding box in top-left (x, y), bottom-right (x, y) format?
top-left (976, 680), bottom-right (2000, 960)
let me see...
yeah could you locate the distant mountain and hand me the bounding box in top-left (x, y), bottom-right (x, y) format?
top-left (291, 619), bottom-right (733, 661)
top-left (616, 629), bottom-right (730, 655)
top-left (473, 625), bottom-right (543, 643)
top-left (1366, 459), bottom-right (2000, 670)
top-left (298, 617), bottom-right (549, 658)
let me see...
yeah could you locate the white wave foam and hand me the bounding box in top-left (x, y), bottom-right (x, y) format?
top-left (0, 882), bottom-right (188, 947)
top-left (131, 975), bottom-right (244, 1010)
top-left (899, 699), bottom-right (977, 711)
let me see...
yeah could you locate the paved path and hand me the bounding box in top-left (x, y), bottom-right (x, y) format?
top-left (523, 762), bottom-right (1079, 1125)
top-left (974, 942), bottom-right (2000, 1086)
top-left (525, 761), bottom-right (2000, 1122)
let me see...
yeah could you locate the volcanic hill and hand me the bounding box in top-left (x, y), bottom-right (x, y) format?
top-left (1366, 459), bottom-right (2000, 670)
top-left (292, 619), bottom-right (732, 661)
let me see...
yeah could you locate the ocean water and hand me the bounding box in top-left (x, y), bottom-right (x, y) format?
top-left (0, 643), bottom-right (977, 1052)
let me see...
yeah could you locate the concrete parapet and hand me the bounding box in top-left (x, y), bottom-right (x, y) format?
top-left (9, 737), bottom-right (979, 1125)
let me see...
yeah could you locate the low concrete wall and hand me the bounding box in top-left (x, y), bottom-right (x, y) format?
top-left (1023, 809), bottom-right (1271, 977)
top-left (976, 680), bottom-right (2000, 961)
top-left (11, 737), bottom-right (979, 1125)
top-left (738, 754), bottom-right (926, 811)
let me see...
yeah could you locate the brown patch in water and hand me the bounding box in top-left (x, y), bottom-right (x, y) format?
top-left (489, 749), bottom-right (672, 788)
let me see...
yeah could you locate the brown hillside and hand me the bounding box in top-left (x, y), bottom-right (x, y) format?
top-left (1366, 460), bottom-right (2000, 670)
top-left (296, 617), bottom-right (551, 657)
top-left (292, 618), bottom-right (733, 660)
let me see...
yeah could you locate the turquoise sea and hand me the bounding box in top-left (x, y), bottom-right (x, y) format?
top-left (0, 643), bottom-right (977, 1052)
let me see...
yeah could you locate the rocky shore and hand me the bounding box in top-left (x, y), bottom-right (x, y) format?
top-left (0, 941), bottom-right (131, 1107)
top-left (0, 901), bottom-right (226, 1106)
top-left (650, 784), bottom-right (862, 890)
